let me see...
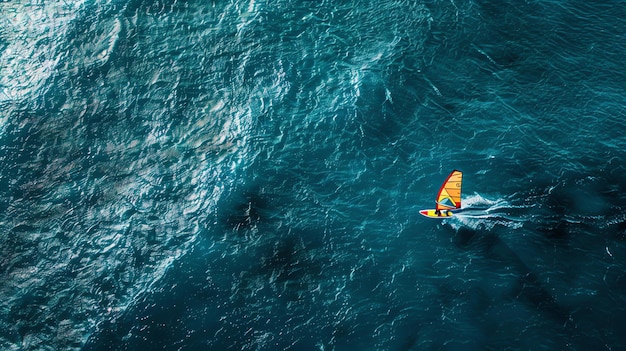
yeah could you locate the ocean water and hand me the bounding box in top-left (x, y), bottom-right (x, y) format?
top-left (1, 0), bottom-right (626, 350)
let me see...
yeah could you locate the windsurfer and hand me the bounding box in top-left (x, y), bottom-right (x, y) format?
top-left (420, 170), bottom-right (463, 218)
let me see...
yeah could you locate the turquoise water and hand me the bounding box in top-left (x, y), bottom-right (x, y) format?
top-left (1, 0), bottom-right (626, 350)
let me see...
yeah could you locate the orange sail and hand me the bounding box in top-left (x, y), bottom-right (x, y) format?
top-left (435, 170), bottom-right (462, 211)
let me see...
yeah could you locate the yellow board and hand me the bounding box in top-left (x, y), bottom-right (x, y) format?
top-left (419, 209), bottom-right (454, 218)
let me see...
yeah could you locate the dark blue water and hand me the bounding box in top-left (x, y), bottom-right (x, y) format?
top-left (1, 0), bottom-right (626, 350)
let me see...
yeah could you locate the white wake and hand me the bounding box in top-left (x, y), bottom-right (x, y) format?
top-left (446, 193), bottom-right (530, 230)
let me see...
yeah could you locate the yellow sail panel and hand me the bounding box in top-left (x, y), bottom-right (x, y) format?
top-left (435, 170), bottom-right (462, 211)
